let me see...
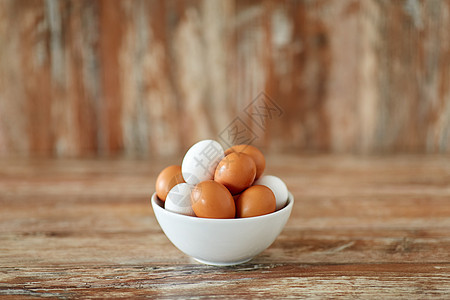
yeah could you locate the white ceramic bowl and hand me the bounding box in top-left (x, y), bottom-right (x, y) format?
top-left (151, 192), bottom-right (294, 266)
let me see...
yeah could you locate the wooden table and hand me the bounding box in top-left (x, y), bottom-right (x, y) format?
top-left (1, 155), bottom-right (449, 298)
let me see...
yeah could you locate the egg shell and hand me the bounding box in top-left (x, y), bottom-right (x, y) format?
top-left (235, 185), bottom-right (276, 218)
top-left (165, 183), bottom-right (195, 216)
top-left (225, 145), bottom-right (266, 179)
top-left (214, 152), bottom-right (256, 195)
top-left (191, 180), bottom-right (235, 219)
top-left (232, 193), bottom-right (241, 202)
top-left (155, 165), bottom-right (185, 201)
top-left (253, 175), bottom-right (288, 210)
top-left (182, 140), bottom-right (225, 185)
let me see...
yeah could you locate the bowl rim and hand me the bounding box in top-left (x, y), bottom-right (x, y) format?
top-left (151, 191), bottom-right (294, 224)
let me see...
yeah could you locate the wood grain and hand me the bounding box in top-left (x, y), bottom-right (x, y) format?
top-left (0, 0), bottom-right (449, 157)
top-left (0, 154), bottom-right (449, 298)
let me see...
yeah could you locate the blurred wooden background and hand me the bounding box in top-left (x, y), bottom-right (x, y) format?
top-left (0, 0), bottom-right (449, 157)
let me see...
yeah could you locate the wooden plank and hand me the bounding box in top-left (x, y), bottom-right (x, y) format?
top-left (1, 227), bottom-right (450, 265)
top-left (1, 0), bottom-right (450, 156)
top-left (0, 155), bottom-right (449, 297)
top-left (1, 264), bottom-right (449, 298)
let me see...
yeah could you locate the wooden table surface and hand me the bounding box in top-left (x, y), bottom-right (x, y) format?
top-left (1, 154), bottom-right (449, 298)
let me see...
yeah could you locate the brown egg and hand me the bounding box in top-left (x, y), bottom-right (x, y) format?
top-left (155, 165), bottom-right (185, 201)
top-left (225, 145), bottom-right (265, 179)
top-left (235, 185), bottom-right (276, 218)
top-left (232, 193), bottom-right (241, 202)
top-left (214, 152), bottom-right (256, 195)
top-left (191, 180), bottom-right (235, 219)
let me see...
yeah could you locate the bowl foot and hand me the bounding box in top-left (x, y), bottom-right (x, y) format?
top-left (193, 257), bottom-right (253, 266)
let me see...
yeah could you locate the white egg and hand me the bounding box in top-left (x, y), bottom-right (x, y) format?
top-left (164, 183), bottom-right (195, 216)
top-left (253, 175), bottom-right (288, 210)
top-left (181, 140), bottom-right (225, 185)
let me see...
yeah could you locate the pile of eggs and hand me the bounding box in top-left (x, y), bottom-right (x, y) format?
top-left (155, 139), bottom-right (288, 219)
